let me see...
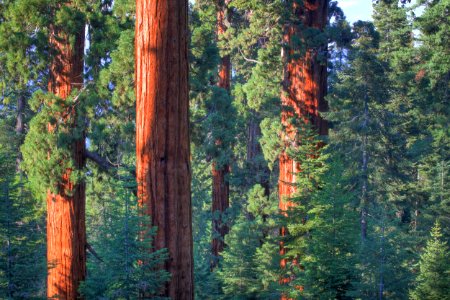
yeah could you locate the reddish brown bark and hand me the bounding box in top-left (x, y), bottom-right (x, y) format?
top-left (135, 1), bottom-right (193, 298)
top-left (279, 1), bottom-right (328, 298)
top-left (46, 21), bottom-right (86, 300)
top-left (211, 0), bottom-right (232, 267)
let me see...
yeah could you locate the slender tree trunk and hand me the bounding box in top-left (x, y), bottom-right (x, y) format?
top-left (15, 94), bottom-right (25, 171)
top-left (211, 0), bottom-right (231, 268)
top-left (279, 1), bottom-right (328, 298)
top-left (247, 113), bottom-right (271, 196)
top-left (361, 93), bottom-right (369, 241)
top-left (135, 1), bottom-right (194, 298)
top-left (46, 20), bottom-right (86, 300)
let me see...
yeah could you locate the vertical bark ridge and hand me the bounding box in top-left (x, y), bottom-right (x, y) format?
top-left (279, 1), bottom-right (328, 298)
top-left (46, 19), bottom-right (86, 300)
top-left (135, 0), bottom-right (193, 298)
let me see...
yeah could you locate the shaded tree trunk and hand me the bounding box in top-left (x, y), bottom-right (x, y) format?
top-left (46, 21), bottom-right (86, 300)
top-left (211, 0), bottom-right (231, 268)
top-left (135, 1), bottom-right (194, 298)
top-left (247, 113), bottom-right (271, 196)
top-left (15, 94), bottom-right (25, 171)
top-left (278, 1), bottom-right (328, 298)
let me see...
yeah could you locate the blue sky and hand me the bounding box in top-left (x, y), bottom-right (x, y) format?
top-left (338, 0), bottom-right (374, 24)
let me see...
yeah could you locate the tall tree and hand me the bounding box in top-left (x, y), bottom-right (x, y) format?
top-left (211, 0), bottom-right (232, 266)
top-left (135, 0), bottom-right (194, 298)
top-left (278, 0), bottom-right (328, 293)
top-left (45, 8), bottom-right (86, 299)
top-left (4, 0), bottom-right (89, 297)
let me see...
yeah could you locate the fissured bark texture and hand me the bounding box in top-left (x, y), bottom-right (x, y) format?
top-left (211, 0), bottom-right (231, 266)
top-left (279, 1), bottom-right (328, 298)
top-left (135, 1), bottom-right (194, 298)
top-left (46, 22), bottom-right (86, 300)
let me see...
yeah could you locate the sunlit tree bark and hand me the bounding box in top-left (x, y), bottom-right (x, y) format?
top-left (135, 0), bottom-right (194, 298)
top-left (46, 20), bottom-right (86, 300)
top-left (279, 1), bottom-right (328, 298)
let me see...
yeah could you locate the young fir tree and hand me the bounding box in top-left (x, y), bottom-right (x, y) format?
top-left (80, 173), bottom-right (170, 299)
top-left (287, 156), bottom-right (359, 299)
top-left (218, 184), bottom-right (280, 299)
top-left (0, 115), bottom-right (46, 298)
top-left (409, 221), bottom-right (450, 300)
top-left (279, 123), bottom-right (329, 299)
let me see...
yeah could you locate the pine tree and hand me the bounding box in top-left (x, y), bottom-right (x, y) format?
top-left (410, 222), bottom-right (450, 300)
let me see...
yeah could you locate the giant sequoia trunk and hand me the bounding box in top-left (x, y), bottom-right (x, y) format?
top-left (46, 22), bottom-right (86, 300)
top-left (279, 0), bottom-right (328, 297)
top-left (211, 0), bottom-right (231, 267)
top-left (135, 1), bottom-right (194, 298)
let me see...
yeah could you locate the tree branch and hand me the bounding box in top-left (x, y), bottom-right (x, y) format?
top-left (86, 242), bottom-right (103, 262)
top-left (85, 150), bottom-right (117, 171)
top-left (85, 149), bottom-right (136, 178)
top-left (238, 48), bottom-right (262, 64)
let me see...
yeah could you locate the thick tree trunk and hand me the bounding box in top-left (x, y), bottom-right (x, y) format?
top-left (135, 1), bottom-right (194, 298)
top-left (211, 0), bottom-right (231, 267)
top-left (46, 21), bottom-right (86, 300)
top-left (278, 1), bottom-right (328, 298)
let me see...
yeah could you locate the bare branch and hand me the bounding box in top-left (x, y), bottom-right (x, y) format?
top-left (86, 242), bottom-right (103, 262)
top-left (238, 48), bottom-right (262, 64)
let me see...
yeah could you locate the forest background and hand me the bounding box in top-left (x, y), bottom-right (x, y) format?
top-left (0, 0), bottom-right (448, 299)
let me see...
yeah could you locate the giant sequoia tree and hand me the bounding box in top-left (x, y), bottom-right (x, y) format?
top-left (135, 0), bottom-right (194, 298)
top-left (278, 0), bottom-right (328, 285)
top-left (16, 2), bottom-right (88, 298)
top-left (45, 13), bottom-right (86, 300)
top-left (211, 0), bottom-right (232, 266)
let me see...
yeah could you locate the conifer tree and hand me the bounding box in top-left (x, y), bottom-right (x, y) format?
top-left (80, 174), bottom-right (170, 299)
top-left (14, 1), bottom-right (88, 297)
top-left (135, 0), bottom-right (194, 298)
top-left (327, 21), bottom-right (414, 298)
top-left (278, 1), bottom-right (328, 296)
top-left (411, 0), bottom-right (450, 236)
top-left (0, 117), bottom-right (46, 298)
top-left (410, 222), bottom-right (450, 300)
top-left (211, 0), bottom-right (233, 267)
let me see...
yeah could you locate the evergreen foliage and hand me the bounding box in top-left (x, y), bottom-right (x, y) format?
top-left (0, 111), bottom-right (45, 298)
top-left (80, 174), bottom-right (170, 299)
top-left (0, 0), bottom-right (448, 298)
top-left (410, 222), bottom-right (450, 300)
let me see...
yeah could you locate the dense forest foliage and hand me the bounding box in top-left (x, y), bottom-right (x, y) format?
top-left (0, 0), bottom-right (448, 299)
